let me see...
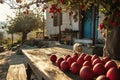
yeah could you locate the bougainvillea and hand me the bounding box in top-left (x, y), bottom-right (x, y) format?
top-left (99, 13), bottom-right (120, 31)
top-left (97, 0), bottom-right (120, 31)
top-left (49, 4), bottom-right (62, 13)
top-left (45, 0), bottom-right (120, 26)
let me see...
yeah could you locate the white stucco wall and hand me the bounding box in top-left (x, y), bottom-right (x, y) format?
top-left (61, 12), bottom-right (72, 31)
top-left (46, 4), bottom-right (104, 40)
top-left (46, 3), bottom-right (79, 36)
top-left (46, 3), bottom-right (59, 36)
top-left (46, 12), bottom-right (72, 35)
top-left (71, 13), bottom-right (79, 31)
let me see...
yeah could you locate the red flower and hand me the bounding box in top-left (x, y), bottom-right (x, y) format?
top-left (104, 17), bottom-right (108, 22)
top-left (99, 23), bottom-right (105, 30)
top-left (51, 4), bottom-right (57, 9)
top-left (49, 8), bottom-right (55, 13)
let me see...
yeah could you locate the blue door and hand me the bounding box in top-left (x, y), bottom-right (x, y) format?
top-left (83, 8), bottom-right (93, 39)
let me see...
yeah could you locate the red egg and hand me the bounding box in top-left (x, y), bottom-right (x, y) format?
top-left (50, 54), bottom-right (57, 62)
top-left (67, 57), bottom-right (74, 66)
top-left (80, 66), bottom-right (94, 80)
top-left (96, 75), bottom-right (109, 80)
top-left (73, 52), bottom-right (79, 56)
top-left (91, 54), bottom-right (99, 63)
top-left (77, 57), bottom-right (85, 66)
top-left (92, 58), bottom-right (103, 66)
top-left (72, 54), bottom-right (78, 62)
top-left (70, 62), bottom-right (81, 74)
top-left (60, 61), bottom-right (70, 71)
top-left (83, 61), bottom-right (92, 68)
top-left (105, 60), bottom-right (117, 70)
top-left (84, 54), bottom-right (92, 61)
top-left (106, 67), bottom-right (120, 80)
top-left (102, 56), bottom-right (111, 64)
top-left (93, 63), bottom-right (106, 76)
top-left (79, 53), bottom-right (86, 59)
top-left (56, 57), bottom-right (64, 67)
top-left (64, 55), bottom-right (71, 61)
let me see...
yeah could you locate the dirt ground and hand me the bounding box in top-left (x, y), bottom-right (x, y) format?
top-left (0, 51), bottom-right (26, 80)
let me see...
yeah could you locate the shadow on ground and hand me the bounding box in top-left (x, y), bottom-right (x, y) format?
top-left (0, 51), bottom-right (26, 80)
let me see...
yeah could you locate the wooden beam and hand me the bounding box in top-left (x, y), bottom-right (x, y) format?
top-left (78, 7), bottom-right (83, 39)
top-left (92, 6), bottom-right (96, 46)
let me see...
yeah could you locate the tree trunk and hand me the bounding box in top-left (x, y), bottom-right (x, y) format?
top-left (103, 27), bottom-right (120, 60)
top-left (22, 32), bottom-right (27, 44)
top-left (11, 33), bottom-right (14, 47)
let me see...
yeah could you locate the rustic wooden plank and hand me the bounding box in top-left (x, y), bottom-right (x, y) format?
top-left (22, 47), bottom-right (80, 80)
top-left (6, 64), bottom-right (27, 80)
top-left (37, 47), bottom-right (73, 58)
top-left (22, 47), bottom-right (120, 80)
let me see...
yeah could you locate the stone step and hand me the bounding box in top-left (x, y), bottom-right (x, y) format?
top-left (74, 39), bottom-right (92, 45)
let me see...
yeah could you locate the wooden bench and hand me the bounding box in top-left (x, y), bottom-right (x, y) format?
top-left (6, 64), bottom-right (27, 80)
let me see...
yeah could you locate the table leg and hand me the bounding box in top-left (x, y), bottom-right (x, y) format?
top-left (26, 64), bottom-right (32, 80)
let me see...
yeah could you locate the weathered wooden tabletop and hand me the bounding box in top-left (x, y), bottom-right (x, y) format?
top-left (22, 47), bottom-right (81, 80)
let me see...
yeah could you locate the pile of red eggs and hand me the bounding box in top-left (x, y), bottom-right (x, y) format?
top-left (50, 53), bottom-right (120, 80)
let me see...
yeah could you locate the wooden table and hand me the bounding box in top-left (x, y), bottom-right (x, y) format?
top-left (22, 47), bottom-right (81, 80)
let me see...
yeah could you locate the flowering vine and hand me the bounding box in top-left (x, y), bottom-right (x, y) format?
top-left (47, 0), bottom-right (120, 27)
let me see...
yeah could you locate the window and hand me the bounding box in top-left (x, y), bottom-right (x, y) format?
top-left (53, 13), bottom-right (62, 26)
